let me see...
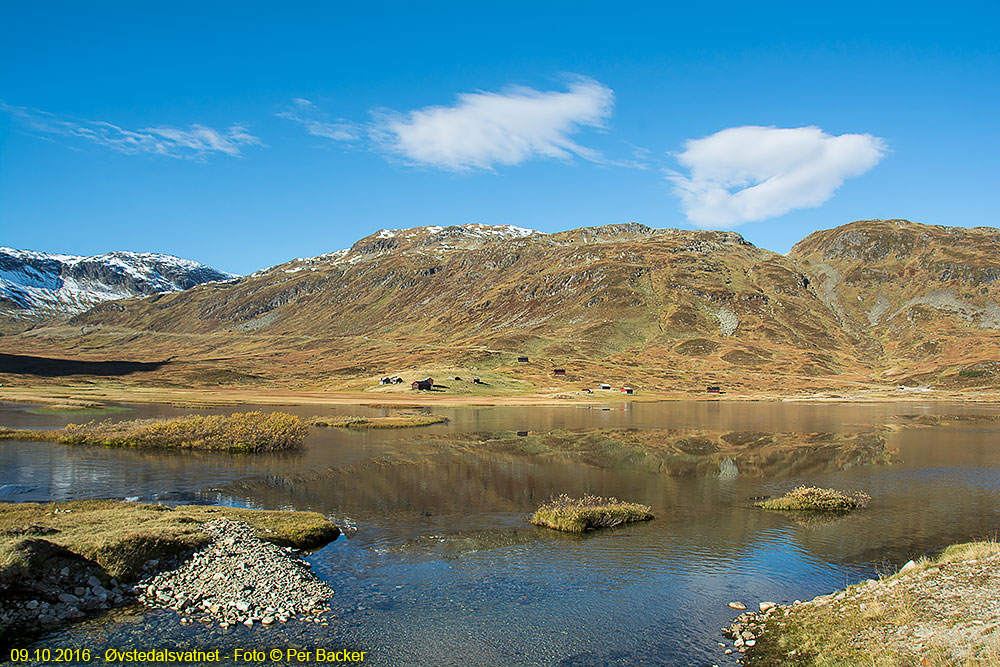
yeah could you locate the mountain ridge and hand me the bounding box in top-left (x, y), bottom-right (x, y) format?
top-left (0, 247), bottom-right (234, 331)
top-left (3, 219), bottom-right (999, 395)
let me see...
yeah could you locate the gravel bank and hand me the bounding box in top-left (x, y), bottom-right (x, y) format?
top-left (134, 519), bottom-right (334, 628)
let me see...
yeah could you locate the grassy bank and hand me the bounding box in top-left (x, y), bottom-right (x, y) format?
top-left (25, 403), bottom-right (131, 416)
top-left (744, 541), bottom-right (1000, 666)
top-left (0, 411), bottom-right (308, 452)
top-left (530, 494), bottom-right (653, 532)
top-left (0, 500), bottom-right (340, 585)
top-left (756, 486), bottom-right (870, 512)
top-left (308, 414), bottom-right (448, 428)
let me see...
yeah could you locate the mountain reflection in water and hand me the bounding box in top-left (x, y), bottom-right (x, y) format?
top-left (3, 402), bottom-right (1000, 666)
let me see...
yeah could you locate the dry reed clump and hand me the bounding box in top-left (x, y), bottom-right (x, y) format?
top-left (58, 411), bottom-right (308, 452)
top-left (308, 414), bottom-right (447, 428)
top-left (530, 494), bottom-right (653, 533)
top-left (756, 486), bottom-right (870, 512)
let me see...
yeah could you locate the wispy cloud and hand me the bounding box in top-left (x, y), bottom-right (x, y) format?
top-left (668, 125), bottom-right (888, 227)
top-left (377, 78), bottom-right (614, 171)
top-left (276, 98), bottom-right (361, 142)
top-left (1, 102), bottom-right (262, 158)
top-left (280, 79), bottom-right (616, 172)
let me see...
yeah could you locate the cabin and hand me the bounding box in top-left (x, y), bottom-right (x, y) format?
top-left (378, 376), bottom-right (391, 385)
top-left (471, 377), bottom-right (482, 384)
top-left (390, 376), bottom-right (404, 384)
top-left (412, 377), bottom-right (434, 391)
top-left (621, 386), bottom-right (634, 395)
top-left (553, 369), bottom-right (566, 376)
top-left (598, 383), bottom-right (611, 390)
top-left (517, 357), bottom-right (529, 363)
top-left (707, 386), bottom-right (722, 394)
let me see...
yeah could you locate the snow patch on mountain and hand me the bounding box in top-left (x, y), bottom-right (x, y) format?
top-left (0, 247), bottom-right (235, 321)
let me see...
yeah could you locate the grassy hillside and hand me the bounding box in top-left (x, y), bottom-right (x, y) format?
top-left (2, 220), bottom-right (999, 396)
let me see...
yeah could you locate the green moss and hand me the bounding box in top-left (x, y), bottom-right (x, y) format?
top-left (530, 494), bottom-right (653, 532)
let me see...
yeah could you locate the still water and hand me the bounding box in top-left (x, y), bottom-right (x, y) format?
top-left (2, 401), bottom-right (999, 666)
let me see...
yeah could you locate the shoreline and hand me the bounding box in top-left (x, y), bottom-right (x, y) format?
top-left (3, 384), bottom-right (1000, 409)
top-left (723, 540), bottom-right (1000, 665)
top-left (0, 501), bottom-right (340, 644)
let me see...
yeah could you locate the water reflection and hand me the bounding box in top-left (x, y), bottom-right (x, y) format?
top-left (2, 401), bottom-right (1000, 666)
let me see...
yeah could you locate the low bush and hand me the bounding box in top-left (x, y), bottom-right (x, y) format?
top-left (756, 486), bottom-right (869, 512)
top-left (530, 494), bottom-right (653, 532)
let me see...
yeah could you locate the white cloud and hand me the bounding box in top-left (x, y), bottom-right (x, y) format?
top-left (276, 98), bottom-right (361, 142)
top-left (1, 102), bottom-right (261, 158)
top-left (668, 125), bottom-right (887, 227)
top-left (376, 78), bottom-right (614, 171)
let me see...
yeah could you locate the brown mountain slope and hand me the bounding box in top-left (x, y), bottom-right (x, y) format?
top-left (790, 219), bottom-right (1000, 388)
top-left (1, 219), bottom-right (997, 396)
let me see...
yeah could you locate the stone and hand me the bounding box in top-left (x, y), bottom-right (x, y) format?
top-left (759, 601), bottom-right (777, 612)
top-left (728, 601), bottom-right (747, 610)
top-left (900, 559), bottom-right (918, 574)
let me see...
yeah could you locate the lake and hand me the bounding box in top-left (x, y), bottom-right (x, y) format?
top-left (2, 400), bottom-right (999, 666)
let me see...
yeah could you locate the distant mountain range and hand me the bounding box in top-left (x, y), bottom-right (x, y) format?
top-left (3, 219), bottom-right (1000, 393)
top-left (0, 248), bottom-right (233, 330)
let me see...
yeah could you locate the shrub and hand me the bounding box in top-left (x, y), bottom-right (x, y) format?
top-left (756, 486), bottom-right (869, 512)
top-left (530, 494), bottom-right (653, 532)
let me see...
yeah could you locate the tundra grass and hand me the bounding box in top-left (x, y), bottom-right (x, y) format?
top-left (26, 403), bottom-right (132, 416)
top-left (530, 494), bottom-right (653, 532)
top-left (0, 499), bottom-right (340, 583)
top-left (756, 486), bottom-right (869, 512)
top-left (308, 414), bottom-right (448, 428)
top-left (745, 541), bottom-right (1000, 667)
top-left (0, 410), bottom-right (307, 452)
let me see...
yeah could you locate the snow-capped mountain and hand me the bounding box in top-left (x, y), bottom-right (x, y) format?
top-left (0, 247), bottom-right (234, 325)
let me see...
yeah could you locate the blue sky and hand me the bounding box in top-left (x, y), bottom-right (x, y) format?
top-left (1, 1), bottom-right (997, 275)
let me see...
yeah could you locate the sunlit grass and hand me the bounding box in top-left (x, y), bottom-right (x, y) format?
top-left (530, 494), bottom-right (653, 532)
top-left (0, 411), bottom-right (308, 452)
top-left (308, 414), bottom-right (448, 428)
top-left (756, 486), bottom-right (869, 512)
top-left (0, 500), bottom-right (339, 582)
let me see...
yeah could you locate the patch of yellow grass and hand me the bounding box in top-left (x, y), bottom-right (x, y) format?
top-left (756, 486), bottom-right (869, 512)
top-left (529, 494), bottom-right (653, 532)
top-left (0, 500), bottom-right (339, 582)
top-left (1, 411), bottom-right (307, 452)
top-left (308, 413), bottom-right (448, 428)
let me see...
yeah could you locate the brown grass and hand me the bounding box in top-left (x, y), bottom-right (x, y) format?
top-left (529, 494), bottom-right (653, 532)
top-left (308, 413), bottom-right (448, 428)
top-left (756, 486), bottom-right (870, 512)
top-left (1, 411), bottom-right (308, 452)
top-left (746, 540), bottom-right (1000, 667)
top-left (0, 500), bottom-right (339, 583)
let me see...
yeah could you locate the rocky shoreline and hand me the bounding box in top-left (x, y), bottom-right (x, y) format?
top-left (1, 513), bottom-right (337, 643)
top-left (0, 556), bottom-right (129, 632)
top-left (134, 519), bottom-right (334, 628)
top-left (721, 541), bottom-right (1000, 665)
